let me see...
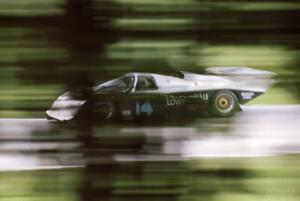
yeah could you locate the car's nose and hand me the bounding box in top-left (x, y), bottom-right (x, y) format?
top-left (46, 93), bottom-right (86, 121)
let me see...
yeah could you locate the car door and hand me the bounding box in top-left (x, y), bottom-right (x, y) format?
top-left (128, 74), bottom-right (166, 119)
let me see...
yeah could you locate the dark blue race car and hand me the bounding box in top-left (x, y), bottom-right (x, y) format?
top-left (47, 67), bottom-right (276, 122)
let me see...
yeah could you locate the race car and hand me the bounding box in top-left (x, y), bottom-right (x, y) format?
top-left (46, 67), bottom-right (276, 122)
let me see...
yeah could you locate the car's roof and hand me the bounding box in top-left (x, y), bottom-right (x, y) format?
top-left (132, 72), bottom-right (184, 79)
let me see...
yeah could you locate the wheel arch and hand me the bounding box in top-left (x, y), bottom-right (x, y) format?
top-left (230, 90), bottom-right (242, 110)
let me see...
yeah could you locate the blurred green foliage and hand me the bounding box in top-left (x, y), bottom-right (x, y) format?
top-left (1, 156), bottom-right (300, 201)
top-left (0, 0), bottom-right (300, 116)
top-left (1, 2), bottom-right (300, 201)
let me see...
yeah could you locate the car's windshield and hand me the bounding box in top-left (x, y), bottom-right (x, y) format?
top-left (93, 74), bottom-right (134, 93)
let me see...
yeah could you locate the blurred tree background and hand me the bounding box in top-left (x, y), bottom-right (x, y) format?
top-left (1, 2), bottom-right (300, 201)
top-left (1, 0), bottom-right (300, 117)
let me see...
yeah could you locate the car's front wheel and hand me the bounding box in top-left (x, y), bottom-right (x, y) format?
top-left (94, 102), bottom-right (115, 120)
top-left (210, 90), bottom-right (238, 117)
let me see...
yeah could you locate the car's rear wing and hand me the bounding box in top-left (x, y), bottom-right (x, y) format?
top-left (205, 67), bottom-right (277, 92)
top-left (206, 67), bottom-right (276, 78)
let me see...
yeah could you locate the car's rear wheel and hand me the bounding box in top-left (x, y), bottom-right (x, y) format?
top-left (94, 102), bottom-right (115, 120)
top-left (210, 90), bottom-right (238, 117)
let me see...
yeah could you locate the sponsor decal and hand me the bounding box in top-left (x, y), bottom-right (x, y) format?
top-left (241, 92), bottom-right (255, 100)
top-left (166, 92), bottom-right (208, 106)
top-left (122, 110), bottom-right (132, 116)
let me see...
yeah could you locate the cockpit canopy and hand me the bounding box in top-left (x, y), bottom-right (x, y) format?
top-left (93, 74), bottom-right (135, 93)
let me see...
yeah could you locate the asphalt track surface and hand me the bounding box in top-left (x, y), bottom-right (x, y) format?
top-left (1, 105), bottom-right (300, 171)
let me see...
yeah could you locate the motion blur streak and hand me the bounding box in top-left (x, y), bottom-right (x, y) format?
top-left (1, 106), bottom-right (300, 200)
top-left (0, 0), bottom-right (300, 201)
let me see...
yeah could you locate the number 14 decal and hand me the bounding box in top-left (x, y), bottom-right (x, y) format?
top-left (136, 101), bottom-right (153, 116)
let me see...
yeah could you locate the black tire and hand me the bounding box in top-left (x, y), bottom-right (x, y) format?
top-left (94, 102), bottom-right (115, 120)
top-left (210, 90), bottom-right (238, 117)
